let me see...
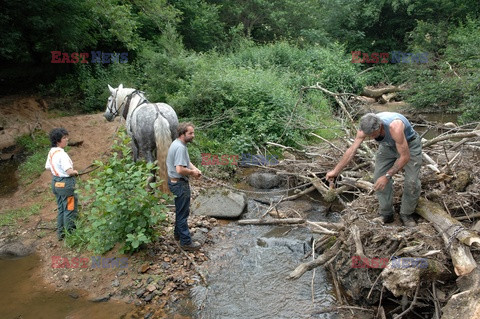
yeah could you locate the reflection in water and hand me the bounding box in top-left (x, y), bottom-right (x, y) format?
top-left (193, 223), bottom-right (337, 319)
top-left (0, 158), bottom-right (19, 196)
top-left (0, 254), bottom-right (134, 319)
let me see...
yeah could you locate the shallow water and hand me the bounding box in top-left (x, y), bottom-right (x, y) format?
top-left (0, 254), bottom-right (134, 319)
top-left (0, 157), bottom-right (20, 196)
top-left (191, 197), bottom-right (338, 319)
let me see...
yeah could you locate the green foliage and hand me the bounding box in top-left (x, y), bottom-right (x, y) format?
top-left (403, 71), bottom-right (464, 110)
top-left (160, 41), bottom-right (364, 153)
top-left (16, 130), bottom-right (50, 153)
top-left (169, 55), bottom-right (300, 153)
top-left (46, 62), bottom-right (137, 113)
top-left (459, 94), bottom-right (480, 123)
top-left (444, 18), bottom-right (480, 67)
top-left (4, 0), bottom-right (480, 146)
top-left (16, 131), bottom-right (50, 185)
top-left (140, 48), bottom-right (197, 102)
top-left (408, 20), bottom-right (450, 54)
top-left (228, 41), bottom-right (365, 93)
top-left (401, 17), bottom-right (480, 123)
top-left (68, 129), bottom-right (170, 254)
top-left (171, 0), bottom-right (225, 51)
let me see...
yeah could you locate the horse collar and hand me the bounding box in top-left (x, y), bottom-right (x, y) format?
top-left (122, 90), bottom-right (146, 119)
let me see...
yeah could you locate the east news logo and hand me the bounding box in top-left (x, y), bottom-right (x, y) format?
top-left (51, 51), bottom-right (128, 63)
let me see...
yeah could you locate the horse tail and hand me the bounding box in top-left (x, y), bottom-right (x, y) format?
top-left (154, 115), bottom-right (172, 194)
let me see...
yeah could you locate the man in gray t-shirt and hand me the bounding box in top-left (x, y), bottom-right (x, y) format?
top-left (166, 122), bottom-right (202, 251)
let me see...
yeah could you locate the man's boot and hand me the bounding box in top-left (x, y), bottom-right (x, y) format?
top-left (373, 213), bottom-right (394, 224)
top-left (400, 214), bottom-right (416, 227)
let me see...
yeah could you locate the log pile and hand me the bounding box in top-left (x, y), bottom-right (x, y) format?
top-left (250, 85), bottom-right (480, 318)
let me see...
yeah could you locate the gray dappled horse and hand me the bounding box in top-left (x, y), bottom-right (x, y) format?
top-left (104, 84), bottom-right (178, 192)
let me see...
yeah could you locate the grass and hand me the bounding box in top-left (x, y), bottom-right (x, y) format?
top-left (0, 204), bottom-right (42, 227)
top-left (18, 152), bottom-right (49, 185)
top-left (16, 131), bottom-right (51, 185)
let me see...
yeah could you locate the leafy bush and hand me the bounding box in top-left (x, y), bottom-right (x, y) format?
top-left (403, 71), bottom-right (464, 110)
top-left (444, 18), bottom-right (480, 67)
top-left (164, 42), bottom-right (365, 153)
top-left (46, 62), bottom-right (137, 113)
top-left (169, 57), bottom-right (300, 153)
top-left (401, 17), bottom-right (480, 121)
top-left (67, 129), bottom-right (170, 254)
top-left (228, 41), bottom-right (365, 93)
top-left (459, 94), bottom-right (480, 123)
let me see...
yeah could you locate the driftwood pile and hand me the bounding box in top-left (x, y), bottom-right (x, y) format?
top-left (244, 85), bottom-right (480, 319)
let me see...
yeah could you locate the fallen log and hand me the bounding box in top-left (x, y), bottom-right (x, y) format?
top-left (456, 213), bottom-right (480, 221)
top-left (288, 241), bottom-right (340, 280)
top-left (378, 92), bottom-right (397, 104)
top-left (362, 85), bottom-right (402, 98)
top-left (441, 289), bottom-right (480, 319)
top-left (416, 198), bottom-right (478, 276)
top-left (338, 177), bottom-right (374, 192)
top-left (306, 221), bottom-right (338, 235)
top-left (237, 218), bottom-right (305, 225)
top-left (422, 152), bottom-right (441, 173)
top-left (281, 185), bottom-right (316, 201)
top-left (307, 220), bottom-right (344, 230)
top-left (351, 225), bottom-right (367, 259)
top-left (311, 178), bottom-right (348, 202)
top-left (416, 198), bottom-right (480, 247)
top-left (422, 130), bottom-right (480, 148)
top-left (441, 231), bottom-right (477, 276)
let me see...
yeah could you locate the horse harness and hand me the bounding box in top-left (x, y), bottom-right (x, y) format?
top-left (120, 90), bottom-right (171, 158)
top-left (122, 90), bottom-right (148, 120)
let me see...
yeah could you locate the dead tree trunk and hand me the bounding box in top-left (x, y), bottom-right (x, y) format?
top-left (416, 198), bottom-right (478, 276)
top-left (416, 198), bottom-right (480, 247)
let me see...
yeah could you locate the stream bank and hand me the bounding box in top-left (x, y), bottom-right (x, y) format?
top-left (1, 93), bottom-right (476, 318)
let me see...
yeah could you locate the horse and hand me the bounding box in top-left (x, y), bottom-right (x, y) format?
top-left (104, 84), bottom-right (178, 192)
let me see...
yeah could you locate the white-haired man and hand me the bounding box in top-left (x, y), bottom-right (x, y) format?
top-left (326, 112), bottom-right (422, 226)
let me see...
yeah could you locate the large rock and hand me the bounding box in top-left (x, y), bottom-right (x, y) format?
top-left (192, 188), bottom-right (247, 218)
top-left (0, 240), bottom-right (33, 258)
top-left (247, 172), bottom-right (283, 189)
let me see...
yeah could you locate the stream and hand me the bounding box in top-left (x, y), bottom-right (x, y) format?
top-left (0, 107), bottom-right (459, 318)
top-left (191, 194), bottom-right (338, 318)
top-left (0, 254), bottom-right (134, 319)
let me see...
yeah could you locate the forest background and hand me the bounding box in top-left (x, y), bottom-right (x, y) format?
top-left (2, 0), bottom-right (480, 157)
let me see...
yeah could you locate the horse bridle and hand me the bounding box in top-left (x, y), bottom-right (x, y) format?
top-left (108, 89), bottom-right (147, 119)
top-left (107, 89), bottom-right (120, 118)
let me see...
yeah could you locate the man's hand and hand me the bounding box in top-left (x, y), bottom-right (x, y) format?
top-left (191, 168), bottom-right (202, 179)
top-left (326, 170), bottom-right (337, 183)
top-left (374, 175), bottom-right (389, 191)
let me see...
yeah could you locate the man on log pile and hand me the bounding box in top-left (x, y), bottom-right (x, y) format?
top-left (326, 112), bottom-right (422, 226)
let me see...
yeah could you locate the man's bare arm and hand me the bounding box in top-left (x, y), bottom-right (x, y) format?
top-left (176, 165), bottom-right (200, 177)
top-left (326, 130), bottom-right (366, 180)
top-left (387, 120), bottom-right (410, 176)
